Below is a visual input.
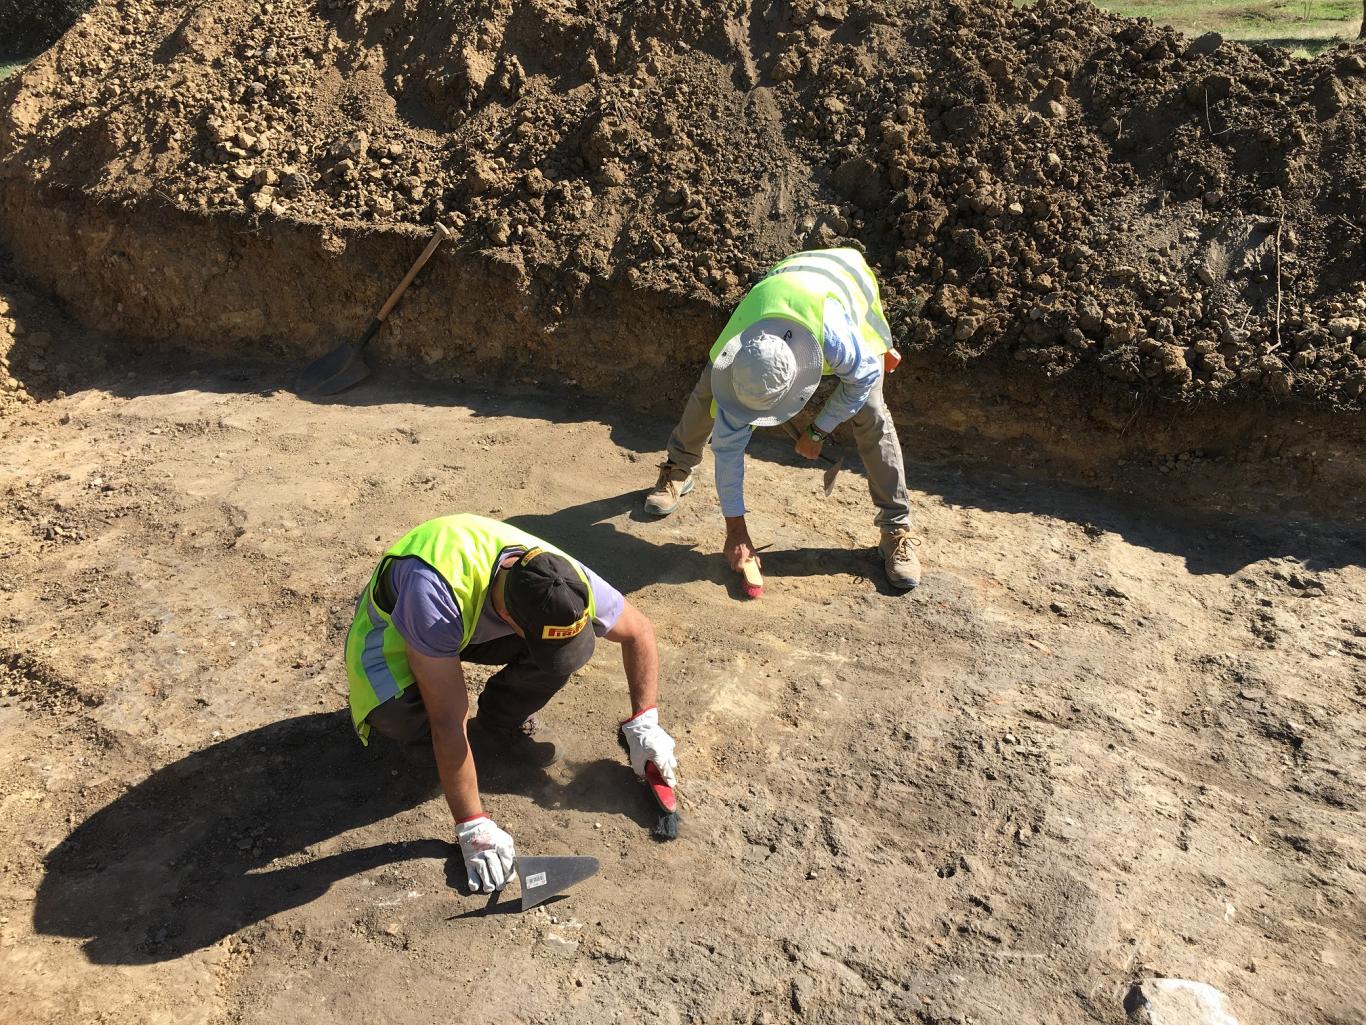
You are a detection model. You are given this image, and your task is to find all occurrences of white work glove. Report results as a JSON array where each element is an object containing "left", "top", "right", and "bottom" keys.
[
  {"left": 456, "top": 815, "right": 516, "bottom": 893},
  {"left": 620, "top": 707, "right": 678, "bottom": 787}
]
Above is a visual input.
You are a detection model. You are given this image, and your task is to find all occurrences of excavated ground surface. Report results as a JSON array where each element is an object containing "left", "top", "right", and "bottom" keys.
[
  {"left": 1, "top": 4, "right": 1365, "bottom": 1019},
  {"left": 0, "top": 259, "right": 1364, "bottom": 1025},
  {"left": 2, "top": 0, "right": 1366, "bottom": 411}
]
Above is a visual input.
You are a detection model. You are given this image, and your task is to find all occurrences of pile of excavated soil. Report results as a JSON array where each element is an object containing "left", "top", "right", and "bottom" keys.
[{"left": 1, "top": 0, "right": 1365, "bottom": 408}]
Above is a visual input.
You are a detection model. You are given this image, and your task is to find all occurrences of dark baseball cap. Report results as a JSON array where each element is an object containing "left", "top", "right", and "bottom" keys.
[{"left": 503, "top": 548, "right": 596, "bottom": 676}]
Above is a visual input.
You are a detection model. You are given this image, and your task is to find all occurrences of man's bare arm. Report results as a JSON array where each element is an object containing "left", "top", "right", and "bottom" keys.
[
  {"left": 408, "top": 649, "right": 482, "bottom": 824},
  {"left": 603, "top": 599, "right": 659, "bottom": 714},
  {"left": 607, "top": 600, "right": 679, "bottom": 785}
]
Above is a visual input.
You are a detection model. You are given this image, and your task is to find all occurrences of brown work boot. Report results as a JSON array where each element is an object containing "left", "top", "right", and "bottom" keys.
[
  {"left": 643, "top": 464, "right": 694, "bottom": 517},
  {"left": 467, "top": 714, "right": 562, "bottom": 768},
  {"left": 880, "top": 529, "right": 922, "bottom": 591}
]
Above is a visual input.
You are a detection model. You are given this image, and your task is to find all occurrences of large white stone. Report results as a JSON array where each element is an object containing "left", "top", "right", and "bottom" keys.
[{"left": 1124, "top": 979, "right": 1241, "bottom": 1025}]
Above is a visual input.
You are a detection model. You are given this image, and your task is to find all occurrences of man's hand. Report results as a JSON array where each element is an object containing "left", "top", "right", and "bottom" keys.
[
  {"left": 724, "top": 515, "right": 757, "bottom": 572},
  {"left": 456, "top": 815, "right": 517, "bottom": 893},
  {"left": 794, "top": 432, "right": 824, "bottom": 460},
  {"left": 620, "top": 707, "right": 678, "bottom": 787}
]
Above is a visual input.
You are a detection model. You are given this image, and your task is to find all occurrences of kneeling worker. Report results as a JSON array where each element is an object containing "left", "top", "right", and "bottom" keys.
[
  {"left": 345, "top": 513, "right": 678, "bottom": 893},
  {"left": 644, "top": 248, "right": 921, "bottom": 591}
]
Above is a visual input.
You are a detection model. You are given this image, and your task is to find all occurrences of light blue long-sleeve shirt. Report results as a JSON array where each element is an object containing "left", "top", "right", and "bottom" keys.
[{"left": 711, "top": 301, "right": 882, "bottom": 518}]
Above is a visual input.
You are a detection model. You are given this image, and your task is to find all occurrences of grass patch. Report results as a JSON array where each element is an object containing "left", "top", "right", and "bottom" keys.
[
  {"left": 0, "top": 58, "right": 29, "bottom": 81},
  {"left": 1088, "top": 0, "right": 1363, "bottom": 56}
]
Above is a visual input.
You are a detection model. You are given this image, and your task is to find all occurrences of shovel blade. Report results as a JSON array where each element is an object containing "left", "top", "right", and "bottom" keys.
[
  {"left": 822, "top": 455, "right": 844, "bottom": 497},
  {"left": 517, "top": 855, "right": 599, "bottom": 911},
  {"left": 295, "top": 342, "right": 371, "bottom": 396}
]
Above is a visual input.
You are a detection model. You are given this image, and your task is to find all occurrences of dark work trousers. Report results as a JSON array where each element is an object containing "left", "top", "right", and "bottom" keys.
[{"left": 364, "top": 634, "right": 572, "bottom": 743}]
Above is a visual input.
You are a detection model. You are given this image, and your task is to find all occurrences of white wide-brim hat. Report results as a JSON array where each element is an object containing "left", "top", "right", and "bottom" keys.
[{"left": 710, "top": 318, "right": 823, "bottom": 428}]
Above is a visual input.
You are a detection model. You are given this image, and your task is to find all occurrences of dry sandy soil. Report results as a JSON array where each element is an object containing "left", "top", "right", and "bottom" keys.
[{"left": 0, "top": 282, "right": 1362, "bottom": 1025}]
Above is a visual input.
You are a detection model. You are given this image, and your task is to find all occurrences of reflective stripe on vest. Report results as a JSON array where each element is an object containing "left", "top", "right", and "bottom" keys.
[
  {"left": 344, "top": 514, "right": 596, "bottom": 743},
  {"left": 709, "top": 248, "right": 891, "bottom": 374}
]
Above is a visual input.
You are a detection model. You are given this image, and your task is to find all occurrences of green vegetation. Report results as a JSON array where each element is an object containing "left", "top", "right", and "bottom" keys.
[
  {"left": 0, "top": 0, "right": 94, "bottom": 54},
  {"left": 1090, "top": 0, "right": 1363, "bottom": 56},
  {"left": 1, "top": 58, "right": 30, "bottom": 82}
]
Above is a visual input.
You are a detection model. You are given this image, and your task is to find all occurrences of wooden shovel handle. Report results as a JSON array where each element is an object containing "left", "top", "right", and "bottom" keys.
[{"left": 375, "top": 223, "right": 450, "bottom": 322}]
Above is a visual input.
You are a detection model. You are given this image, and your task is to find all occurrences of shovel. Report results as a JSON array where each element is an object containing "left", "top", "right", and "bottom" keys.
[
  {"left": 517, "top": 855, "right": 600, "bottom": 911},
  {"left": 816, "top": 452, "right": 844, "bottom": 497},
  {"left": 295, "top": 222, "right": 450, "bottom": 396}
]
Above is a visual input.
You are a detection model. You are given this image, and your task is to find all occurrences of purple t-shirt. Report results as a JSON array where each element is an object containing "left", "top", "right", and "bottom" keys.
[{"left": 386, "top": 551, "right": 625, "bottom": 658}]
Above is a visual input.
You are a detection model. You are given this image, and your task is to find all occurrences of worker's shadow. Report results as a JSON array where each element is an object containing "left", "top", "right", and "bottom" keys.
[
  {"left": 508, "top": 486, "right": 908, "bottom": 597},
  {"left": 473, "top": 754, "right": 658, "bottom": 830},
  {"left": 34, "top": 711, "right": 657, "bottom": 964},
  {"left": 32, "top": 711, "right": 446, "bottom": 965},
  {"left": 507, "top": 491, "right": 724, "bottom": 595}
]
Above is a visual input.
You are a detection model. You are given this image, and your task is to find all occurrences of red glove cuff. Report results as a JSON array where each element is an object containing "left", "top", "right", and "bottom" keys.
[
  {"left": 621, "top": 705, "right": 657, "bottom": 726},
  {"left": 456, "top": 814, "right": 489, "bottom": 825}
]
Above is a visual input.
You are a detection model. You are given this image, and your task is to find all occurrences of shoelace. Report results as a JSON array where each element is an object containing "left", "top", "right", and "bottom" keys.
[
  {"left": 654, "top": 463, "right": 685, "bottom": 491},
  {"left": 892, "top": 534, "right": 922, "bottom": 560}
]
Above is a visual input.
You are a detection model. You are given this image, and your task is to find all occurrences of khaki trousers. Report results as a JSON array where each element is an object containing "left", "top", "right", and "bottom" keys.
[{"left": 663, "top": 368, "right": 913, "bottom": 530}]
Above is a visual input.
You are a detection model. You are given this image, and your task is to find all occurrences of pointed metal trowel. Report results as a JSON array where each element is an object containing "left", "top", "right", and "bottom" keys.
[
  {"left": 821, "top": 453, "right": 845, "bottom": 497},
  {"left": 517, "top": 855, "right": 599, "bottom": 910}
]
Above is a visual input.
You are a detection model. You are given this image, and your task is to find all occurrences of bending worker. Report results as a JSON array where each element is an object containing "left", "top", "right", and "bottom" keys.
[
  {"left": 643, "top": 248, "right": 921, "bottom": 590},
  {"left": 344, "top": 513, "right": 678, "bottom": 893}
]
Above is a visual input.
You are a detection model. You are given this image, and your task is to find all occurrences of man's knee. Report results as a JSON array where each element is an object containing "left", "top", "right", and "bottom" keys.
[
  {"left": 366, "top": 689, "right": 430, "bottom": 744},
  {"left": 851, "top": 396, "right": 897, "bottom": 442}
]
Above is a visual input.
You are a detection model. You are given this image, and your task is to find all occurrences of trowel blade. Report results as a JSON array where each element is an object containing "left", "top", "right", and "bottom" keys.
[
  {"left": 823, "top": 455, "right": 844, "bottom": 497},
  {"left": 517, "top": 855, "right": 600, "bottom": 910}
]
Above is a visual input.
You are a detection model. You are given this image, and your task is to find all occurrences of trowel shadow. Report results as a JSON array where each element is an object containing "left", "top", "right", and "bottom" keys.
[
  {"left": 444, "top": 891, "right": 570, "bottom": 920},
  {"left": 757, "top": 545, "right": 904, "bottom": 597},
  {"left": 33, "top": 711, "right": 455, "bottom": 966}
]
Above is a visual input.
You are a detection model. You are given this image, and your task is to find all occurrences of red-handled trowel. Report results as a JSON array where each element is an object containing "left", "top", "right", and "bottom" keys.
[{"left": 516, "top": 855, "right": 599, "bottom": 911}]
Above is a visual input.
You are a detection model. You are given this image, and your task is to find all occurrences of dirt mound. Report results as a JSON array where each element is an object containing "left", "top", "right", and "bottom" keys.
[{"left": 1, "top": 0, "right": 1365, "bottom": 408}]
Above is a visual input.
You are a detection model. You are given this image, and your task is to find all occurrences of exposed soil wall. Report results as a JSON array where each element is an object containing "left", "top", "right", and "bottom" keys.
[
  {"left": 4, "top": 180, "right": 1364, "bottom": 522},
  {"left": 4, "top": 0, "right": 1366, "bottom": 406},
  {"left": 1, "top": 0, "right": 1364, "bottom": 521}
]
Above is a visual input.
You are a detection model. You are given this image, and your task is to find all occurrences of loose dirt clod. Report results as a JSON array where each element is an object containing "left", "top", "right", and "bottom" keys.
[{"left": 1, "top": 0, "right": 1364, "bottom": 409}]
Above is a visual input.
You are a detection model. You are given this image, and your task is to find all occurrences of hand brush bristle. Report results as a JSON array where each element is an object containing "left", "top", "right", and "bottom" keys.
[
  {"left": 652, "top": 810, "right": 680, "bottom": 840},
  {"left": 742, "top": 582, "right": 763, "bottom": 599}
]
